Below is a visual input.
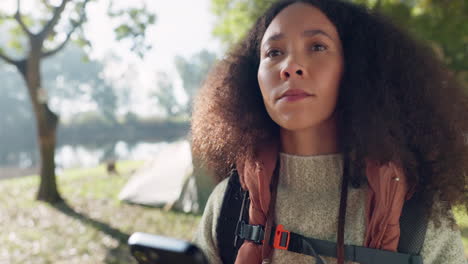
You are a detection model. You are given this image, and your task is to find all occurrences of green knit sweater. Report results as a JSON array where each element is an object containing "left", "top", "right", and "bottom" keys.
[{"left": 193, "top": 153, "right": 466, "bottom": 264}]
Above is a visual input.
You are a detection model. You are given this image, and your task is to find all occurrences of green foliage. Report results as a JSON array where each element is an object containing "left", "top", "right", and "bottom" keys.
[
  {"left": 115, "top": 24, "right": 133, "bottom": 40},
  {"left": 211, "top": 0, "right": 273, "bottom": 44},
  {"left": 20, "top": 15, "right": 35, "bottom": 28},
  {"left": 108, "top": 5, "right": 157, "bottom": 58},
  {"left": 211, "top": 0, "right": 468, "bottom": 76},
  {"left": 0, "top": 1, "right": 156, "bottom": 59},
  {"left": 73, "top": 36, "right": 91, "bottom": 49},
  {"left": 7, "top": 25, "right": 26, "bottom": 53},
  {"left": 368, "top": 0, "right": 468, "bottom": 73},
  {"left": 8, "top": 38, "right": 24, "bottom": 53}
]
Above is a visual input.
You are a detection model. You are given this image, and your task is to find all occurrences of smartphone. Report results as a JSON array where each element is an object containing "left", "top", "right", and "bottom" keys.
[{"left": 128, "top": 232, "right": 208, "bottom": 264}]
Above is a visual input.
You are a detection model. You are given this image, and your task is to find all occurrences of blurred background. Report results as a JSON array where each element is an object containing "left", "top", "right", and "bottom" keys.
[{"left": 0, "top": 0, "right": 466, "bottom": 263}]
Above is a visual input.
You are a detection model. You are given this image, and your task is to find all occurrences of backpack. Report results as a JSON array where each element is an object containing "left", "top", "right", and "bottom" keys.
[{"left": 216, "top": 170, "right": 428, "bottom": 264}]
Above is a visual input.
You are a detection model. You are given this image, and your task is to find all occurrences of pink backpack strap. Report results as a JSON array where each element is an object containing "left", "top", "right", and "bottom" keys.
[{"left": 364, "top": 160, "right": 415, "bottom": 251}]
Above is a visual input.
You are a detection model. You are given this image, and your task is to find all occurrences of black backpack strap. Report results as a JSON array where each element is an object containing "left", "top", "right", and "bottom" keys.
[
  {"left": 237, "top": 222, "right": 423, "bottom": 264},
  {"left": 216, "top": 171, "right": 429, "bottom": 264},
  {"left": 216, "top": 170, "right": 247, "bottom": 264},
  {"left": 398, "top": 191, "right": 428, "bottom": 255},
  {"left": 277, "top": 226, "right": 423, "bottom": 264}
]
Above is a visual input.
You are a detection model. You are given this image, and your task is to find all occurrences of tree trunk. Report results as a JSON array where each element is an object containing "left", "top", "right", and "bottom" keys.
[
  {"left": 19, "top": 46, "right": 62, "bottom": 203},
  {"left": 36, "top": 104, "right": 61, "bottom": 203}
]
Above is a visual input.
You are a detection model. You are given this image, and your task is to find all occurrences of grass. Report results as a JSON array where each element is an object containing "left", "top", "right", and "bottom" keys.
[
  {"left": 0, "top": 161, "right": 201, "bottom": 264},
  {"left": 0, "top": 162, "right": 467, "bottom": 263},
  {"left": 454, "top": 208, "right": 468, "bottom": 256}
]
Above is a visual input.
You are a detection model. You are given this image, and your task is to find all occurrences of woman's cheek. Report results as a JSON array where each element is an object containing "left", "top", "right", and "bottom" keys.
[{"left": 258, "top": 67, "right": 277, "bottom": 103}]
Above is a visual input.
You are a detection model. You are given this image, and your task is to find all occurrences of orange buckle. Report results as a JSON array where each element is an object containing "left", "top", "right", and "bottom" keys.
[{"left": 273, "top": 224, "right": 290, "bottom": 250}]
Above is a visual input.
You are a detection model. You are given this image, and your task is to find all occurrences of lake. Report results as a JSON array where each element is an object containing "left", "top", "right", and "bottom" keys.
[{"left": 0, "top": 140, "right": 175, "bottom": 179}]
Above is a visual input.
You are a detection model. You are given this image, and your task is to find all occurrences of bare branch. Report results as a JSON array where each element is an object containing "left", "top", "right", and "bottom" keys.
[
  {"left": 41, "top": 29, "right": 73, "bottom": 58},
  {"left": 0, "top": 51, "right": 20, "bottom": 66},
  {"left": 15, "top": 0, "right": 33, "bottom": 37},
  {"left": 39, "top": 0, "right": 70, "bottom": 41},
  {"left": 41, "top": 0, "right": 91, "bottom": 58}
]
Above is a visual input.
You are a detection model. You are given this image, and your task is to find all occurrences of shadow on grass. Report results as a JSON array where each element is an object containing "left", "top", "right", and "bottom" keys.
[
  {"left": 51, "top": 201, "right": 200, "bottom": 263},
  {"left": 52, "top": 201, "right": 138, "bottom": 263},
  {"left": 103, "top": 243, "right": 138, "bottom": 264},
  {"left": 459, "top": 226, "right": 468, "bottom": 259},
  {"left": 51, "top": 201, "right": 130, "bottom": 244},
  {"left": 121, "top": 200, "right": 203, "bottom": 217},
  {"left": 461, "top": 226, "right": 468, "bottom": 238}
]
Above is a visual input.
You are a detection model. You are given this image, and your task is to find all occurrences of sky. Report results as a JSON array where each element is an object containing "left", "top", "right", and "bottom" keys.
[
  {"left": 2, "top": 0, "right": 222, "bottom": 118},
  {"left": 85, "top": 0, "right": 222, "bottom": 116}
]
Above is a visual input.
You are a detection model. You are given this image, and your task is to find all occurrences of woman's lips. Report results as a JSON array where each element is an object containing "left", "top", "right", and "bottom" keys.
[
  {"left": 280, "top": 94, "right": 312, "bottom": 102},
  {"left": 278, "top": 89, "right": 314, "bottom": 102}
]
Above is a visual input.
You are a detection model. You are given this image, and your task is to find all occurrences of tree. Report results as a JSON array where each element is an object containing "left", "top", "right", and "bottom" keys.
[
  {"left": 43, "top": 44, "right": 120, "bottom": 123},
  {"left": 51, "top": 49, "right": 137, "bottom": 121},
  {"left": 211, "top": 0, "right": 467, "bottom": 84},
  {"left": 153, "top": 72, "right": 180, "bottom": 117},
  {"left": 174, "top": 49, "right": 217, "bottom": 112},
  {"left": 0, "top": 0, "right": 155, "bottom": 203},
  {"left": 210, "top": 0, "right": 272, "bottom": 45}
]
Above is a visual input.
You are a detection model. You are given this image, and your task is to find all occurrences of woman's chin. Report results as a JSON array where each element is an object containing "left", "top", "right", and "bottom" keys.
[{"left": 277, "top": 121, "right": 320, "bottom": 132}]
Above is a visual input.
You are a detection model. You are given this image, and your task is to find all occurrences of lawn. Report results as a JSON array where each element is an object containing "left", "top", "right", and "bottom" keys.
[
  {"left": 0, "top": 161, "right": 467, "bottom": 263},
  {"left": 0, "top": 161, "right": 201, "bottom": 264},
  {"left": 454, "top": 208, "right": 468, "bottom": 257}
]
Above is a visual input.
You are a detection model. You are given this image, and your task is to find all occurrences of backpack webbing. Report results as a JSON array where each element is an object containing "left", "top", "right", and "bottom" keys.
[
  {"left": 217, "top": 170, "right": 428, "bottom": 264},
  {"left": 216, "top": 171, "right": 247, "bottom": 264},
  {"left": 397, "top": 191, "right": 428, "bottom": 254}
]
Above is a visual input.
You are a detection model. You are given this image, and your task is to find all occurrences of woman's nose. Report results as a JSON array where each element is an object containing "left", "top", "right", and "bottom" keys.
[{"left": 280, "top": 60, "right": 306, "bottom": 81}]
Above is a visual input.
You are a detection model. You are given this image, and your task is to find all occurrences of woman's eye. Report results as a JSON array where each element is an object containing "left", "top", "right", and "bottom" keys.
[
  {"left": 310, "top": 44, "right": 327, "bottom": 52},
  {"left": 266, "top": 49, "right": 282, "bottom": 58}
]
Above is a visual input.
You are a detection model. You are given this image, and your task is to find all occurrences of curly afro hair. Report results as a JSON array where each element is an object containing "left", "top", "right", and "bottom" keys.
[{"left": 191, "top": 0, "right": 468, "bottom": 222}]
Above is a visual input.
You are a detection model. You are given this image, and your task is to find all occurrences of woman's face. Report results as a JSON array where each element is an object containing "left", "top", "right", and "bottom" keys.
[{"left": 258, "top": 3, "right": 344, "bottom": 131}]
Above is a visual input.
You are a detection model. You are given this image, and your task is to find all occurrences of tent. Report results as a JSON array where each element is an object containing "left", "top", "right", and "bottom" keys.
[{"left": 118, "top": 140, "right": 202, "bottom": 213}]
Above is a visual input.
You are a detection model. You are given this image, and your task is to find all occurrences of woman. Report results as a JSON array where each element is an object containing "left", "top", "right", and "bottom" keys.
[{"left": 191, "top": 0, "right": 468, "bottom": 263}]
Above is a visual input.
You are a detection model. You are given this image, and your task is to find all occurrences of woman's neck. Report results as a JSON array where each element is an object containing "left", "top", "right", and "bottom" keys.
[{"left": 280, "top": 118, "right": 339, "bottom": 156}]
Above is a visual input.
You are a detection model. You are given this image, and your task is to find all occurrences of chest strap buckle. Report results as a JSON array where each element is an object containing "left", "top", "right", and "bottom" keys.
[
  {"left": 273, "top": 224, "right": 290, "bottom": 250},
  {"left": 237, "top": 221, "right": 265, "bottom": 244}
]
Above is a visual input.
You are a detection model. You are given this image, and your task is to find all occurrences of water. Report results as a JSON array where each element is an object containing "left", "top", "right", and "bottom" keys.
[{"left": 0, "top": 140, "right": 173, "bottom": 179}]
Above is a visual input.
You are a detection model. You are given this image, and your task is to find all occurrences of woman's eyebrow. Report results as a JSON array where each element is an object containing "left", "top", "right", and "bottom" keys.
[
  {"left": 263, "top": 33, "right": 285, "bottom": 46},
  {"left": 302, "top": 29, "right": 334, "bottom": 40},
  {"left": 263, "top": 29, "right": 334, "bottom": 48}
]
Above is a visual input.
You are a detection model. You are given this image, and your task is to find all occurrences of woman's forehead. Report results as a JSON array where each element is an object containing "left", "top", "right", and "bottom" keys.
[{"left": 262, "top": 3, "right": 340, "bottom": 44}]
